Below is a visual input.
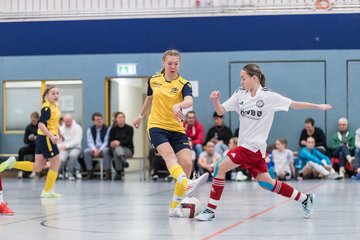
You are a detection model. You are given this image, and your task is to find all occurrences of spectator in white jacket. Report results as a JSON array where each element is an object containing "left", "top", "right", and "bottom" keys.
[{"left": 58, "top": 114, "right": 83, "bottom": 180}]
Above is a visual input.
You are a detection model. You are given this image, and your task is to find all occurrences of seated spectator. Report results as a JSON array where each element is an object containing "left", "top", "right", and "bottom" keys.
[
  {"left": 198, "top": 141, "right": 221, "bottom": 180},
  {"left": 266, "top": 144, "right": 276, "bottom": 179},
  {"left": 205, "top": 112, "right": 233, "bottom": 155},
  {"left": 299, "top": 117, "right": 328, "bottom": 154},
  {"left": 330, "top": 117, "right": 355, "bottom": 178},
  {"left": 272, "top": 139, "right": 295, "bottom": 180},
  {"left": 234, "top": 128, "right": 239, "bottom": 138},
  {"left": 109, "top": 112, "right": 134, "bottom": 180},
  {"left": 353, "top": 127, "right": 360, "bottom": 180},
  {"left": 224, "top": 137, "right": 247, "bottom": 181},
  {"left": 17, "top": 112, "right": 39, "bottom": 178},
  {"left": 83, "top": 112, "right": 112, "bottom": 180},
  {"left": 58, "top": 114, "right": 83, "bottom": 181},
  {"left": 184, "top": 111, "right": 204, "bottom": 166},
  {"left": 149, "top": 148, "right": 171, "bottom": 182},
  {"left": 298, "top": 137, "right": 341, "bottom": 180}
]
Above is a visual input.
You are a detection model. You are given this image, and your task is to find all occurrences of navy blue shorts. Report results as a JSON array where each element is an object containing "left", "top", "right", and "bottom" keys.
[
  {"left": 149, "top": 128, "right": 190, "bottom": 153},
  {"left": 35, "top": 135, "right": 59, "bottom": 159}
]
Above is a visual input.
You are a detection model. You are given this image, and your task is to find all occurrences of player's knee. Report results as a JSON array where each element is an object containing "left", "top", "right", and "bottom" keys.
[
  {"left": 33, "top": 164, "right": 43, "bottom": 173},
  {"left": 182, "top": 159, "right": 192, "bottom": 170},
  {"left": 258, "top": 181, "right": 274, "bottom": 191}
]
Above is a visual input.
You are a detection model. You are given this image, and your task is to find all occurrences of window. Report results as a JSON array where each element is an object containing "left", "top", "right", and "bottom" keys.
[
  {"left": 3, "top": 81, "right": 42, "bottom": 133},
  {"left": 3, "top": 80, "right": 83, "bottom": 133}
]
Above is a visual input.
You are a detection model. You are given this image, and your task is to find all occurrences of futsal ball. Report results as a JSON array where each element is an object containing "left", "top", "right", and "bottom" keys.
[{"left": 179, "top": 197, "right": 202, "bottom": 218}]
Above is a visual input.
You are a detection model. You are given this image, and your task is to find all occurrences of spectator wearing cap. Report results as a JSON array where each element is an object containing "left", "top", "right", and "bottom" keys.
[{"left": 204, "top": 112, "right": 233, "bottom": 155}]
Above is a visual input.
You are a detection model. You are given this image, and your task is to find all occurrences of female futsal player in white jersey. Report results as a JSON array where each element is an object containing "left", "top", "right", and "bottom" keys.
[{"left": 196, "top": 63, "right": 331, "bottom": 221}]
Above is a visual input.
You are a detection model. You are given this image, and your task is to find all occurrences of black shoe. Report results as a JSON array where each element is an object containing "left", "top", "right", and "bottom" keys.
[
  {"left": 151, "top": 174, "right": 159, "bottom": 181},
  {"left": 164, "top": 176, "right": 173, "bottom": 182},
  {"left": 114, "top": 173, "right": 122, "bottom": 180}
]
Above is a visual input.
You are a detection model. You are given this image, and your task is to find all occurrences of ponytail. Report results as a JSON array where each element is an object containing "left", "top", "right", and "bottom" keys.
[
  {"left": 242, "top": 63, "right": 266, "bottom": 87},
  {"left": 42, "top": 85, "right": 57, "bottom": 103}
]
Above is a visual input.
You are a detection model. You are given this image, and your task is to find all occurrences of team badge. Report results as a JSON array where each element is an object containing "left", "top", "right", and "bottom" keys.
[
  {"left": 256, "top": 100, "right": 264, "bottom": 108},
  {"left": 170, "top": 87, "right": 179, "bottom": 94}
]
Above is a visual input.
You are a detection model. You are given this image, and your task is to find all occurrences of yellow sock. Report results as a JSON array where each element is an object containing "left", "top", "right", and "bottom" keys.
[
  {"left": 169, "top": 164, "right": 188, "bottom": 189},
  {"left": 44, "top": 170, "right": 58, "bottom": 192},
  {"left": 14, "top": 161, "right": 33, "bottom": 171},
  {"left": 170, "top": 182, "right": 185, "bottom": 208}
]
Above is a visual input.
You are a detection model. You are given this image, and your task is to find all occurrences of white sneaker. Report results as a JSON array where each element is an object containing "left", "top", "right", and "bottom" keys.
[
  {"left": 75, "top": 170, "right": 82, "bottom": 180},
  {"left": 195, "top": 208, "right": 215, "bottom": 221},
  {"left": 185, "top": 172, "right": 209, "bottom": 197},
  {"left": 17, "top": 171, "right": 23, "bottom": 179},
  {"left": 0, "top": 156, "right": 16, "bottom": 172},
  {"left": 67, "top": 174, "right": 75, "bottom": 181},
  {"left": 339, "top": 167, "right": 345, "bottom": 178},
  {"left": 302, "top": 193, "right": 315, "bottom": 219},
  {"left": 29, "top": 171, "right": 36, "bottom": 178},
  {"left": 40, "top": 190, "right": 62, "bottom": 198},
  {"left": 168, "top": 206, "right": 184, "bottom": 217},
  {"left": 235, "top": 171, "right": 247, "bottom": 181}
]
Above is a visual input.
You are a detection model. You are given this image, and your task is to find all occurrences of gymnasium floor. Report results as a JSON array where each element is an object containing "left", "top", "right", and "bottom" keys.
[{"left": 0, "top": 176, "right": 359, "bottom": 240}]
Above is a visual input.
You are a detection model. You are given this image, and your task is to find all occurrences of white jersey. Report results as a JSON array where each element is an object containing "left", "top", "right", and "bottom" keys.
[
  {"left": 272, "top": 149, "right": 294, "bottom": 174},
  {"left": 222, "top": 86, "right": 292, "bottom": 157}
]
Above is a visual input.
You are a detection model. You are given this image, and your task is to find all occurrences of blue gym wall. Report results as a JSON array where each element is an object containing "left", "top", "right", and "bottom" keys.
[{"left": 0, "top": 13, "right": 359, "bottom": 153}]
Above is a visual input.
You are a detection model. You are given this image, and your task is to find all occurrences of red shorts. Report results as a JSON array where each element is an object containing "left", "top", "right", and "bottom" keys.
[{"left": 227, "top": 146, "right": 268, "bottom": 178}]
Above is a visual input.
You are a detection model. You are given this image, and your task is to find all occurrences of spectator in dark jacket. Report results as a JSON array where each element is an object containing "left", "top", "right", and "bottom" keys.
[
  {"left": 17, "top": 112, "right": 39, "bottom": 178},
  {"left": 205, "top": 112, "right": 233, "bottom": 155},
  {"left": 109, "top": 112, "right": 134, "bottom": 180},
  {"left": 299, "top": 117, "right": 328, "bottom": 154}
]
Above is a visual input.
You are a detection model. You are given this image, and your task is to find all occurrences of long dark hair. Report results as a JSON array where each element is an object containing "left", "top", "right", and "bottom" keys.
[
  {"left": 160, "top": 49, "right": 181, "bottom": 74},
  {"left": 242, "top": 63, "right": 266, "bottom": 87},
  {"left": 42, "top": 85, "right": 57, "bottom": 103}
]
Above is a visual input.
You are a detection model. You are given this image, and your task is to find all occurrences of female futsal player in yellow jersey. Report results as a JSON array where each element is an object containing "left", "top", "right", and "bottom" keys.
[
  {"left": 133, "top": 49, "right": 209, "bottom": 217},
  {"left": 0, "top": 86, "right": 63, "bottom": 198}
]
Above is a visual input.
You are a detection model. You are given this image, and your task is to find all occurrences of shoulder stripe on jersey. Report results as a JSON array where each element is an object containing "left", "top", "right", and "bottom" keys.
[
  {"left": 178, "top": 79, "right": 188, "bottom": 86},
  {"left": 235, "top": 87, "right": 244, "bottom": 93},
  {"left": 261, "top": 87, "right": 272, "bottom": 92}
]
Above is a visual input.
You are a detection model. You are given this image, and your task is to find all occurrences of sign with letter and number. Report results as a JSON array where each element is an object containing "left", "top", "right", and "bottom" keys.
[{"left": 116, "top": 63, "right": 137, "bottom": 76}]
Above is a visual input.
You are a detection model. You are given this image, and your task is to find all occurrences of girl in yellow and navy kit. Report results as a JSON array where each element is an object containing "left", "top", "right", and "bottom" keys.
[
  {"left": 0, "top": 86, "right": 63, "bottom": 198},
  {"left": 133, "top": 50, "right": 208, "bottom": 217}
]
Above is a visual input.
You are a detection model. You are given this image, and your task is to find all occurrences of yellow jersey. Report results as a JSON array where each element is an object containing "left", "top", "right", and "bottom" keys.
[
  {"left": 38, "top": 101, "right": 61, "bottom": 136},
  {"left": 147, "top": 73, "right": 192, "bottom": 133}
]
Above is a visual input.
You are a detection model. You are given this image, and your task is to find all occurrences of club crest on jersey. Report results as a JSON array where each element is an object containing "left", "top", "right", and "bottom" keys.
[
  {"left": 256, "top": 100, "right": 264, "bottom": 108},
  {"left": 170, "top": 87, "right": 179, "bottom": 94}
]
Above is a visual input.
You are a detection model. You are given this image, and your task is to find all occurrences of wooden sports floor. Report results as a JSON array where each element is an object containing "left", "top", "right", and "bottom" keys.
[{"left": 0, "top": 175, "right": 359, "bottom": 240}]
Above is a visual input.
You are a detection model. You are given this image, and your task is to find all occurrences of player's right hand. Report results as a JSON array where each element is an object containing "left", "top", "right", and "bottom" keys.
[
  {"left": 50, "top": 135, "right": 59, "bottom": 144},
  {"left": 133, "top": 117, "right": 142, "bottom": 129}
]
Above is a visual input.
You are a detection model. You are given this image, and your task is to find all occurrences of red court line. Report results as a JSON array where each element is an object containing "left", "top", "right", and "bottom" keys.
[{"left": 202, "top": 181, "right": 326, "bottom": 240}]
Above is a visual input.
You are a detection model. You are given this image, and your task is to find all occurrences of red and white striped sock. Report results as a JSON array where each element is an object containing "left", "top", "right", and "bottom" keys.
[
  {"left": 206, "top": 178, "right": 225, "bottom": 212},
  {"left": 271, "top": 180, "right": 307, "bottom": 202}
]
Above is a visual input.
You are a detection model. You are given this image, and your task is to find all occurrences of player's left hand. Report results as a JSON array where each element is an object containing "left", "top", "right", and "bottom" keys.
[{"left": 318, "top": 104, "right": 332, "bottom": 110}]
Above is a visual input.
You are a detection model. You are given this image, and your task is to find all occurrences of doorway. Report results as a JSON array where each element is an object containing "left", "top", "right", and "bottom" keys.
[{"left": 106, "top": 77, "right": 149, "bottom": 159}]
